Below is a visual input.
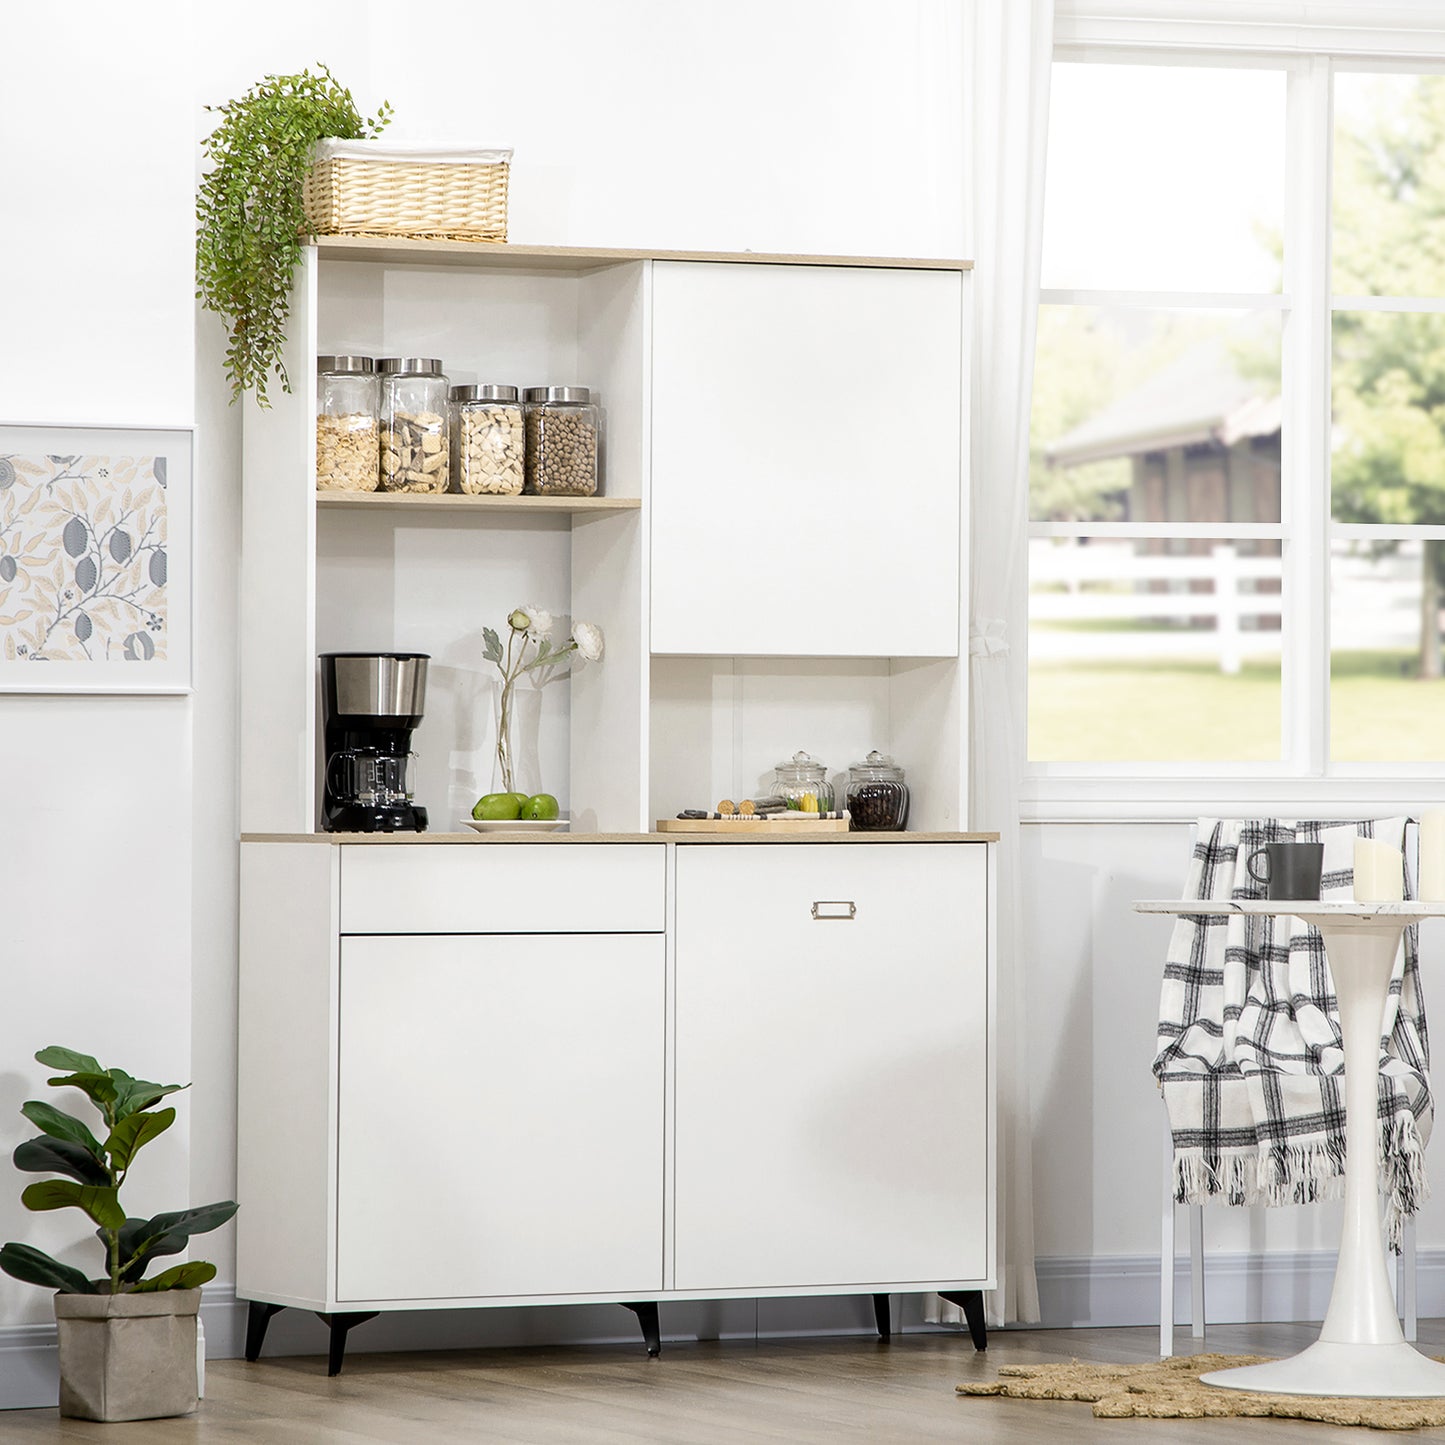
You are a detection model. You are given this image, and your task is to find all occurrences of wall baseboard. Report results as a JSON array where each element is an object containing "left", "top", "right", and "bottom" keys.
[
  {"left": 9, "top": 1256, "right": 1435, "bottom": 1410},
  {"left": 1032, "top": 1248, "right": 1445, "bottom": 1330}
]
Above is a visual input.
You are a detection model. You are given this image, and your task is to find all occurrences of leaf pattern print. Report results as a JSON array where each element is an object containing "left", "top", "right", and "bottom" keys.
[{"left": 0, "top": 452, "right": 168, "bottom": 662}]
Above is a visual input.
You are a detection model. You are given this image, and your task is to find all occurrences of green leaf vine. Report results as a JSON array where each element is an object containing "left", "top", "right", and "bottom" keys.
[{"left": 196, "top": 64, "right": 392, "bottom": 405}]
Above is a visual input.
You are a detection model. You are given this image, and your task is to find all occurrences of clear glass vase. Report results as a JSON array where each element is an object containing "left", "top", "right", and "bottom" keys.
[{"left": 492, "top": 682, "right": 541, "bottom": 798}]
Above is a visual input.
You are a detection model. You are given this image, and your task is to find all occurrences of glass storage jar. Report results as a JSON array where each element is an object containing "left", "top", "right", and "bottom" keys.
[
  {"left": 769, "top": 750, "right": 835, "bottom": 814},
  {"left": 844, "top": 750, "right": 909, "bottom": 831},
  {"left": 379, "top": 357, "right": 450, "bottom": 493},
  {"left": 451, "top": 384, "right": 524, "bottom": 495},
  {"left": 316, "top": 355, "right": 379, "bottom": 493},
  {"left": 523, "top": 385, "right": 599, "bottom": 496}
]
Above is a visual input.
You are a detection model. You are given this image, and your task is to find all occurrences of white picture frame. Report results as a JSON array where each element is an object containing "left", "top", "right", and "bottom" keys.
[{"left": 0, "top": 423, "right": 193, "bottom": 693}]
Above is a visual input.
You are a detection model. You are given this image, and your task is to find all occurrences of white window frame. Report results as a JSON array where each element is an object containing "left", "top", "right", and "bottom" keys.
[{"left": 1024, "top": 14, "right": 1445, "bottom": 821}]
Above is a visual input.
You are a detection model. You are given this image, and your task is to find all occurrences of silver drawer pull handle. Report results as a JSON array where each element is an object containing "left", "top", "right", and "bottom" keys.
[{"left": 811, "top": 900, "right": 856, "bottom": 921}]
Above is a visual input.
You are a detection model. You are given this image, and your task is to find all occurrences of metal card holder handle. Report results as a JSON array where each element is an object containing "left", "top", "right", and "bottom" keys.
[{"left": 811, "top": 900, "right": 857, "bottom": 921}]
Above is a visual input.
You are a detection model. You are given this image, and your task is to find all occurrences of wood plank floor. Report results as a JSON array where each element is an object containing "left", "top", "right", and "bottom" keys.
[{"left": 10, "top": 1321, "right": 1445, "bottom": 1442}]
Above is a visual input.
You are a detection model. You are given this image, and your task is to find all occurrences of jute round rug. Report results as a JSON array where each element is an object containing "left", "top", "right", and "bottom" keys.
[{"left": 956, "top": 1354, "right": 1445, "bottom": 1430}]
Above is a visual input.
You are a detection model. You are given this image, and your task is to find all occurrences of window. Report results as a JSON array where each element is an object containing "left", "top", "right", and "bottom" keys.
[{"left": 1028, "top": 49, "right": 1445, "bottom": 797}]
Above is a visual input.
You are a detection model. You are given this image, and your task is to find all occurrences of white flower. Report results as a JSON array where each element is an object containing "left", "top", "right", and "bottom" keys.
[
  {"left": 525, "top": 604, "right": 555, "bottom": 641},
  {"left": 573, "top": 621, "right": 604, "bottom": 662}
]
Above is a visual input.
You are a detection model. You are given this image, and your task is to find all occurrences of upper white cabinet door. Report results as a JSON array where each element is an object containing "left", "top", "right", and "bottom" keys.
[
  {"left": 649, "top": 262, "right": 963, "bottom": 657},
  {"left": 673, "top": 843, "right": 988, "bottom": 1292},
  {"left": 336, "top": 932, "right": 664, "bottom": 1302}
]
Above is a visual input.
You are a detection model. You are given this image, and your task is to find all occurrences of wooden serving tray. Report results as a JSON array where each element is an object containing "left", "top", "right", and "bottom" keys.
[{"left": 655, "top": 816, "right": 850, "bottom": 834}]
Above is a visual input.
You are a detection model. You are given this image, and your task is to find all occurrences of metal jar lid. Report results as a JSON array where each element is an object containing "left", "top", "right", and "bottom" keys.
[
  {"left": 378, "top": 357, "right": 444, "bottom": 376},
  {"left": 317, "top": 355, "right": 375, "bottom": 374},
  {"left": 523, "top": 386, "right": 591, "bottom": 404},
  {"left": 450, "top": 384, "right": 520, "bottom": 403}
]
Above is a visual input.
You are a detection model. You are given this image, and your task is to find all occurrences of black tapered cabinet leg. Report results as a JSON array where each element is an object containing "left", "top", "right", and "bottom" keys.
[
  {"left": 939, "top": 1290, "right": 987, "bottom": 1350},
  {"left": 316, "top": 1311, "right": 380, "bottom": 1376},
  {"left": 244, "top": 1301, "right": 286, "bottom": 1362},
  {"left": 872, "top": 1293, "right": 891, "bottom": 1339},
  {"left": 621, "top": 1301, "right": 661, "bottom": 1357}
]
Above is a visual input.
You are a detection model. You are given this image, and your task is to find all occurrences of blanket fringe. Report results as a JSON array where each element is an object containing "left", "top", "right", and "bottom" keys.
[{"left": 1172, "top": 1115, "right": 1430, "bottom": 1251}]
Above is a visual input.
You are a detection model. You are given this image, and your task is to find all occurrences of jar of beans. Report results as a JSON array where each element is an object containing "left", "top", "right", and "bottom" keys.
[
  {"left": 451, "top": 384, "right": 524, "bottom": 495},
  {"left": 379, "top": 357, "right": 450, "bottom": 493},
  {"left": 769, "top": 751, "right": 835, "bottom": 814},
  {"left": 523, "top": 386, "right": 599, "bottom": 496},
  {"left": 844, "top": 751, "right": 909, "bottom": 831},
  {"left": 316, "top": 355, "right": 379, "bottom": 492}
]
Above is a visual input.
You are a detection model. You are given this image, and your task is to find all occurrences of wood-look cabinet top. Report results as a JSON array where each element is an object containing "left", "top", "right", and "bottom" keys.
[{"left": 240, "top": 831, "right": 1000, "bottom": 845}]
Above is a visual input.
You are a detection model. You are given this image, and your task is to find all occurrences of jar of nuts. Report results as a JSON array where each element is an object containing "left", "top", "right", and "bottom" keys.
[
  {"left": 844, "top": 751, "right": 910, "bottom": 831},
  {"left": 769, "top": 750, "right": 835, "bottom": 814},
  {"left": 379, "top": 357, "right": 450, "bottom": 493},
  {"left": 451, "top": 384, "right": 524, "bottom": 496},
  {"left": 316, "top": 356, "right": 379, "bottom": 492},
  {"left": 523, "top": 386, "right": 599, "bottom": 496}
]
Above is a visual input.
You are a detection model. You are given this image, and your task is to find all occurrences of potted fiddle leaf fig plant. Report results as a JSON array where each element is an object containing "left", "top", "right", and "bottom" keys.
[{"left": 0, "top": 1047, "right": 238, "bottom": 1422}]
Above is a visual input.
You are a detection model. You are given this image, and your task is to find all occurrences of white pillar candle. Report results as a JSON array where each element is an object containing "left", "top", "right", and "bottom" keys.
[
  {"left": 1354, "top": 837, "right": 1404, "bottom": 902},
  {"left": 1421, "top": 812, "right": 1445, "bottom": 902}
]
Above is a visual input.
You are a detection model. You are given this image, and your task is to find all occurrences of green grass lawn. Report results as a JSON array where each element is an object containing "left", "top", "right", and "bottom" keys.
[{"left": 1029, "top": 649, "right": 1445, "bottom": 762}]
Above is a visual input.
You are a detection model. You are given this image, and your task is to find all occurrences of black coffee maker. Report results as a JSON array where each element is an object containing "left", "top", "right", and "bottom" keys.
[{"left": 320, "top": 651, "right": 430, "bottom": 832}]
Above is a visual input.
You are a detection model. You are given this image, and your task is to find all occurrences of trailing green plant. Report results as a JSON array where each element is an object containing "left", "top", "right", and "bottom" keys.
[
  {"left": 196, "top": 64, "right": 392, "bottom": 406},
  {"left": 0, "top": 1047, "right": 237, "bottom": 1295}
]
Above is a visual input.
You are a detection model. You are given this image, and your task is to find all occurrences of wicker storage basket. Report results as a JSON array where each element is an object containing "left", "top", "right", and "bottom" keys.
[{"left": 303, "top": 141, "right": 511, "bottom": 243}]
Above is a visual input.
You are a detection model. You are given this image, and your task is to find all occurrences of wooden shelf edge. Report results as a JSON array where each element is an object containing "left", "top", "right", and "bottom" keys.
[
  {"left": 315, "top": 491, "right": 641, "bottom": 514},
  {"left": 310, "top": 236, "right": 974, "bottom": 273}
]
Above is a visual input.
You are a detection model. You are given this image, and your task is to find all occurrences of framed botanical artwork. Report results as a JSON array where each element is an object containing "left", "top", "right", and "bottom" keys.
[{"left": 0, "top": 424, "right": 192, "bottom": 692}]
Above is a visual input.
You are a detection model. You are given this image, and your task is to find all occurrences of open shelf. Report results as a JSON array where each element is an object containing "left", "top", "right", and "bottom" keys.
[{"left": 316, "top": 491, "right": 641, "bottom": 515}]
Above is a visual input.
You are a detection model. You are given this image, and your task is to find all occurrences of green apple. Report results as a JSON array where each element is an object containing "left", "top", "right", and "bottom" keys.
[
  {"left": 472, "top": 792, "right": 522, "bottom": 821},
  {"left": 505, "top": 792, "right": 531, "bottom": 814},
  {"left": 522, "top": 792, "right": 560, "bottom": 820}
]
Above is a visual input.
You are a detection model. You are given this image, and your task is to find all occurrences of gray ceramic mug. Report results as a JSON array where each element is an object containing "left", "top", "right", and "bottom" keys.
[{"left": 1247, "top": 841, "right": 1324, "bottom": 901}]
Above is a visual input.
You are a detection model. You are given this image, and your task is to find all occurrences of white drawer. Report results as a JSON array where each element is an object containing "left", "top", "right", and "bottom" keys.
[{"left": 339, "top": 844, "right": 666, "bottom": 934}]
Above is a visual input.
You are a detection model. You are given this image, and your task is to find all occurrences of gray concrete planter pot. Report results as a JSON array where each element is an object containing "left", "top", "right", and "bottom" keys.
[{"left": 53, "top": 1289, "right": 200, "bottom": 1421}]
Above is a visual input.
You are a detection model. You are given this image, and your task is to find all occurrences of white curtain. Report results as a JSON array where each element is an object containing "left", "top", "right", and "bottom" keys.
[{"left": 945, "top": 0, "right": 1054, "bottom": 1328}]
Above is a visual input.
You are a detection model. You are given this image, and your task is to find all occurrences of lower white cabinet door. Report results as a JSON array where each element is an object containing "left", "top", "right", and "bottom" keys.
[
  {"left": 336, "top": 933, "right": 664, "bottom": 1302},
  {"left": 673, "top": 843, "right": 988, "bottom": 1292}
]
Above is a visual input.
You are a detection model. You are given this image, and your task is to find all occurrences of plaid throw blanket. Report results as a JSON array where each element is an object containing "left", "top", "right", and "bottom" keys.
[{"left": 1154, "top": 818, "right": 1431, "bottom": 1246}]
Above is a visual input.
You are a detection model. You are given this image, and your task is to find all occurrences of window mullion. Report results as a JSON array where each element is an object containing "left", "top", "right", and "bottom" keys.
[{"left": 1281, "top": 55, "right": 1334, "bottom": 776}]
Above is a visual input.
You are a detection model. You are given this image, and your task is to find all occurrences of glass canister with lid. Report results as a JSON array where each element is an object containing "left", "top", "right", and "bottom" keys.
[
  {"left": 451, "top": 384, "right": 524, "bottom": 495},
  {"left": 845, "top": 751, "right": 909, "bottom": 831},
  {"left": 379, "top": 357, "right": 450, "bottom": 493},
  {"left": 523, "top": 385, "right": 599, "bottom": 496},
  {"left": 315, "top": 355, "right": 379, "bottom": 492},
  {"left": 769, "top": 750, "right": 835, "bottom": 814}
]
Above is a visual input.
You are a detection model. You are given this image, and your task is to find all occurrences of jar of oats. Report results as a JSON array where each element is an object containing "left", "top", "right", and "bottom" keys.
[
  {"left": 315, "top": 356, "right": 379, "bottom": 492},
  {"left": 523, "top": 386, "right": 599, "bottom": 496},
  {"left": 379, "top": 357, "right": 450, "bottom": 494},
  {"left": 451, "top": 384, "right": 524, "bottom": 495}
]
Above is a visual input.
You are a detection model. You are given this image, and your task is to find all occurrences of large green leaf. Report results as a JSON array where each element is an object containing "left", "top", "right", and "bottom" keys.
[
  {"left": 20, "top": 1101, "right": 103, "bottom": 1158},
  {"left": 0, "top": 1242, "right": 98, "bottom": 1294},
  {"left": 21, "top": 1180, "right": 125, "bottom": 1232},
  {"left": 112, "top": 1217, "right": 186, "bottom": 1284},
  {"left": 34, "top": 1046, "right": 103, "bottom": 1076},
  {"left": 13, "top": 1136, "right": 110, "bottom": 1187},
  {"left": 106, "top": 1107, "right": 174, "bottom": 1173},
  {"left": 131, "top": 1201, "right": 239, "bottom": 1246},
  {"left": 109, "top": 1072, "right": 187, "bottom": 1122},
  {"left": 130, "top": 1261, "right": 217, "bottom": 1293},
  {"left": 45, "top": 1072, "right": 118, "bottom": 1115}
]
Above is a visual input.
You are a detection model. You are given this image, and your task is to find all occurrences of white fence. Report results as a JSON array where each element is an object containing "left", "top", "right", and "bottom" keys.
[{"left": 1030, "top": 542, "right": 1282, "bottom": 674}]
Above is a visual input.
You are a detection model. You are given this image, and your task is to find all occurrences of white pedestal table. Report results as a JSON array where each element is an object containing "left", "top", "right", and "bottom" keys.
[{"left": 1136, "top": 898, "right": 1445, "bottom": 1398}]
